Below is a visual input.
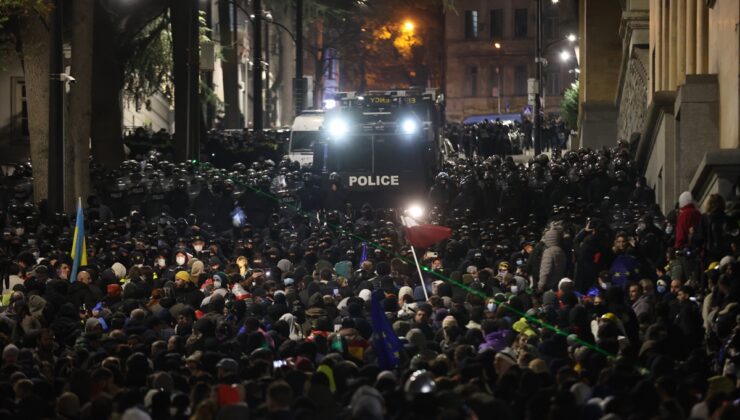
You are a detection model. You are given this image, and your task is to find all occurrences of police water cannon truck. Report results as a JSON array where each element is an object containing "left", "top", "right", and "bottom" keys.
[{"left": 314, "top": 88, "right": 445, "bottom": 207}]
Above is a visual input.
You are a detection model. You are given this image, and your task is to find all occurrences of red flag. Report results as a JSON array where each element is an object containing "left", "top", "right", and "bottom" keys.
[{"left": 405, "top": 224, "right": 453, "bottom": 248}]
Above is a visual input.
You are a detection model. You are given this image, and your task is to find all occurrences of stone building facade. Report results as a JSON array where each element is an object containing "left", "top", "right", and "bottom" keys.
[
  {"left": 578, "top": 0, "right": 740, "bottom": 213},
  {"left": 616, "top": 26, "right": 648, "bottom": 144},
  {"left": 444, "top": 0, "right": 578, "bottom": 123}
]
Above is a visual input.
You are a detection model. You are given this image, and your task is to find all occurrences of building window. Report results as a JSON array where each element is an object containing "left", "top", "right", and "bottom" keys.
[
  {"left": 490, "top": 9, "right": 503, "bottom": 39},
  {"left": 465, "top": 66, "right": 478, "bottom": 97},
  {"left": 514, "top": 65, "right": 527, "bottom": 95},
  {"left": 514, "top": 8, "right": 528, "bottom": 38},
  {"left": 10, "top": 77, "right": 29, "bottom": 142},
  {"left": 325, "top": 48, "right": 337, "bottom": 80},
  {"left": 464, "top": 10, "right": 478, "bottom": 39},
  {"left": 489, "top": 66, "right": 502, "bottom": 96}
]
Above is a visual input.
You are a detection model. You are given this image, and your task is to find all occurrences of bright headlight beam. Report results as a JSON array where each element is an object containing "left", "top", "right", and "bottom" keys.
[
  {"left": 327, "top": 118, "right": 349, "bottom": 138},
  {"left": 406, "top": 204, "right": 424, "bottom": 219},
  {"left": 401, "top": 118, "right": 418, "bottom": 135}
]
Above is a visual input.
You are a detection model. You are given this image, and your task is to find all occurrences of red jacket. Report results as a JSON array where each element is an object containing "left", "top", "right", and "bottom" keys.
[{"left": 675, "top": 203, "right": 702, "bottom": 249}]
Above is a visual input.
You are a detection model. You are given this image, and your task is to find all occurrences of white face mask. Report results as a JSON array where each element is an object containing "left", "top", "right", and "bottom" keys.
[
  {"left": 193, "top": 244, "right": 204, "bottom": 252},
  {"left": 15, "top": 228, "right": 24, "bottom": 236},
  {"left": 176, "top": 256, "right": 186, "bottom": 266},
  {"left": 157, "top": 259, "right": 166, "bottom": 268},
  {"left": 487, "top": 302, "right": 497, "bottom": 312},
  {"left": 511, "top": 285, "right": 519, "bottom": 294}
]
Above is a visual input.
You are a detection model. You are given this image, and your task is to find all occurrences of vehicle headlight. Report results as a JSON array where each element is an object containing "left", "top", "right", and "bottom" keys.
[
  {"left": 327, "top": 118, "right": 350, "bottom": 138},
  {"left": 401, "top": 118, "right": 419, "bottom": 135}
]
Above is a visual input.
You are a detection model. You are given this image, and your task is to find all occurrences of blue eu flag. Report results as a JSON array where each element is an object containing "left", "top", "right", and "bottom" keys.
[{"left": 370, "top": 290, "right": 402, "bottom": 370}]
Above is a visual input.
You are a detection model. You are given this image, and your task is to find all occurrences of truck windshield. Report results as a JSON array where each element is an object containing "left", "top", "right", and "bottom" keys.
[{"left": 290, "top": 131, "right": 319, "bottom": 152}]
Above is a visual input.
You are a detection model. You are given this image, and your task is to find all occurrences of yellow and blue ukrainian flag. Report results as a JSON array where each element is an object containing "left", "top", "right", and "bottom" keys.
[{"left": 70, "top": 197, "right": 87, "bottom": 283}]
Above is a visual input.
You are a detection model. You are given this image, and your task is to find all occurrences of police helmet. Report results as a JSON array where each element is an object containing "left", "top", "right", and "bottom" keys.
[{"left": 404, "top": 370, "right": 436, "bottom": 401}]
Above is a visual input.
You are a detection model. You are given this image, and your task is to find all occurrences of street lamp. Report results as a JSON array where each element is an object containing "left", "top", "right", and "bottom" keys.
[
  {"left": 559, "top": 50, "right": 571, "bottom": 61},
  {"left": 534, "top": 0, "right": 569, "bottom": 155},
  {"left": 403, "top": 20, "right": 414, "bottom": 32},
  {"left": 566, "top": 33, "right": 577, "bottom": 42},
  {"left": 493, "top": 42, "right": 502, "bottom": 49}
]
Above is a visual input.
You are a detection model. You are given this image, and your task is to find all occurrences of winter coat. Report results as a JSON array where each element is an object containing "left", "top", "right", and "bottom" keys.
[
  {"left": 675, "top": 203, "right": 702, "bottom": 249},
  {"left": 702, "top": 210, "right": 730, "bottom": 260},
  {"left": 574, "top": 231, "right": 607, "bottom": 293},
  {"left": 631, "top": 294, "right": 651, "bottom": 318},
  {"left": 539, "top": 228, "right": 567, "bottom": 291},
  {"left": 67, "top": 281, "right": 102, "bottom": 309}
]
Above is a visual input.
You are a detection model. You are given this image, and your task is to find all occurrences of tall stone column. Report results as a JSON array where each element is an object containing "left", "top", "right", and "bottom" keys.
[
  {"left": 653, "top": 0, "right": 662, "bottom": 92},
  {"left": 696, "top": 0, "right": 708, "bottom": 74},
  {"left": 676, "top": 0, "right": 685, "bottom": 85},
  {"left": 661, "top": 1, "right": 669, "bottom": 90},
  {"left": 668, "top": 0, "right": 677, "bottom": 89},
  {"left": 685, "top": 0, "right": 696, "bottom": 75}
]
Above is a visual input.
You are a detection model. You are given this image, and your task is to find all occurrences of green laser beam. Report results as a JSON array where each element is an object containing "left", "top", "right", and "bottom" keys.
[{"left": 193, "top": 160, "right": 617, "bottom": 359}]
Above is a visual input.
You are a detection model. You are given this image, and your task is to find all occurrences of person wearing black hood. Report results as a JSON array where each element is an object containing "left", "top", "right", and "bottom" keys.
[
  {"left": 67, "top": 270, "right": 102, "bottom": 310},
  {"left": 574, "top": 218, "right": 611, "bottom": 293},
  {"left": 428, "top": 172, "right": 455, "bottom": 214},
  {"left": 356, "top": 203, "right": 376, "bottom": 230},
  {"left": 166, "top": 178, "right": 191, "bottom": 219},
  {"left": 451, "top": 175, "right": 482, "bottom": 219},
  {"left": 50, "top": 302, "right": 82, "bottom": 347},
  {"left": 87, "top": 195, "right": 114, "bottom": 222},
  {"left": 323, "top": 172, "right": 349, "bottom": 213}
]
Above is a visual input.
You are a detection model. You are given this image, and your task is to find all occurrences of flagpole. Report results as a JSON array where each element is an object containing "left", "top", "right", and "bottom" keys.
[
  {"left": 70, "top": 197, "right": 83, "bottom": 283},
  {"left": 409, "top": 246, "right": 429, "bottom": 301}
]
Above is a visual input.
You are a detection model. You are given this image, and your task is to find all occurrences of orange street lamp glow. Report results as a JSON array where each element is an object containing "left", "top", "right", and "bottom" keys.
[
  {"left": 493, "top": 42, "right": 502, "bottom": 49},
  {"left": 403, "top": 21, "right": 414, "bottom": 32}
]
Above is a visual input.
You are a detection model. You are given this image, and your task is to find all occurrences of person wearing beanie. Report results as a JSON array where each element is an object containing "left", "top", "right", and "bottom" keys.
[
  {"left": 173, "top": 270, "right": 204, "bottom": 309},
  {"left": 494, "top": 347, "right": 518, "bottom": 376},
  {"left": 3, "top": 343, "right": 19, "bottom": 364},
  {"left": 675, "top": 191, "right": 702, "bottom": 249},
  {"left": 111, "top": 262, "right": 127, "bottom": 281},
  {"left": 558, "top": 277, "right": 574, "bottom": 294},
  {"left": 175, "top": 271, "right": 191, "bottom": 285},
  {"left": 351, "top": 385, "right": 386, "bottom": 420}
]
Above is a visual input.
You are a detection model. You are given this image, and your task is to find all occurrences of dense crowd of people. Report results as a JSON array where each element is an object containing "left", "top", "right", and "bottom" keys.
[
  {"left": 446, "top": 116, "right": 569, "bottom": 158},
  {"left": 124, "top": 128, "right": 289, "bottom": 168},
  {"left": 0, "top": 139, "right": 739, "bottom": 420}
]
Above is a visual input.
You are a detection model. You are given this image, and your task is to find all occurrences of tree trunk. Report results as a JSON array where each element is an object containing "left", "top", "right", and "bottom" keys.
[
  {"left": 171, "top": 0, "right": 200, "bottom": 162},
  {"left": 90, "top": 1, "right": 124, "bottom": 168},
  {"left": 218, "top": 0, "right": 241, "bottom": 129},
  {"left": 19, "top": 14, "right": 50, "bottom": 204},
  {"left": 66, "top": 0, "right": 94, "bottom": 211}
]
